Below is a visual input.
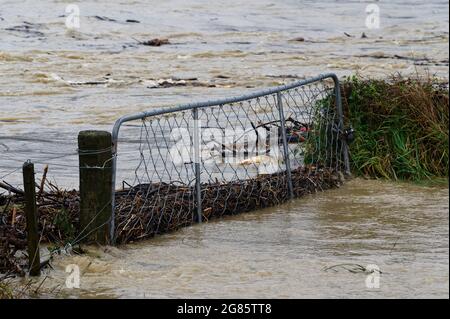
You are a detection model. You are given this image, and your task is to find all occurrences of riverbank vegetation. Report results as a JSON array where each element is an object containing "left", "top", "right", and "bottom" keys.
[
  {"left": 0, "top": 280, "right": 13, "bottom": 299},
  {"left": 341, "top": 75, "right": 449, "bottom": 182}
]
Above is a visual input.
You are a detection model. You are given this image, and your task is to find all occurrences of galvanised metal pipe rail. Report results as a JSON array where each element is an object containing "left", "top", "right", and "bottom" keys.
[
  {"left": 110, "top": 73, "right": 350, "bottom": 243},
  {"left": 112, "top": 73, "right": 340, "bottom": 143}
]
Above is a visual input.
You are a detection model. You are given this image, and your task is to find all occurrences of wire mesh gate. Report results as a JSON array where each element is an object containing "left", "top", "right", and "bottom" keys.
[{"left": 111, "top": 73, "right": 350, "bottom": 244}]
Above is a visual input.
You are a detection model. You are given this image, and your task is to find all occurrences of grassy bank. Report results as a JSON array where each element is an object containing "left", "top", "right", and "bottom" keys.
[
  {"left": 0, "top": 282, "right": 12, "bottom": 299},
  {"left": 341, "top": 75, "right": 449, "bottom": 182},
  {"left": 0, "top": 278, "right": 15, "bottom": 299}
]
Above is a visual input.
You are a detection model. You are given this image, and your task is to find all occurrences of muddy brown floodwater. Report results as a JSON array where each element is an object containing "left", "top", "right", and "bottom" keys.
[
  {"left": 15, "top": 179, "right": 447, "bottom": 299},
  {"left": 0, "top": 0, "right": 448, "bottom": 189},
  {"left": 0, "top": 0, "right": 448, "bottom": 299}
]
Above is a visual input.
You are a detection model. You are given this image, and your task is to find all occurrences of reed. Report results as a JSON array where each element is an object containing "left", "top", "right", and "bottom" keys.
[
  {"left": 341, "top": 75, "right": 449, "bottom": 181},
  {"left": 0, "top": 280, "right": 12, "bottom": 299}
]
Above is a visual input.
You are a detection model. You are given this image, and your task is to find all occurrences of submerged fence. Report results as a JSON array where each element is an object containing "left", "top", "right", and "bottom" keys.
[{"left": 109, "top": 73, "right": 350, "bottom": 244}]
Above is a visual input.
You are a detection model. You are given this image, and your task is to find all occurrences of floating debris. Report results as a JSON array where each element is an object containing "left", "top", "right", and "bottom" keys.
[
  {"left": 215, "top": 75, "right": 231, "bottom": 79},
  {"left": 0, "top": 224, "right": 27, "bottom": 276},
  {"left": 133, "top": 37, "right": 171, "bottom": 46},
  {"left": 143, "top": 78, "right": 186, "bottom": 88},
  {"left": 50, "top": 73, "right": 124, "bottom": 87},
  {"left": 226, "top": 41, "right": 252, "bottom": 45},
  {"left": 323, "top": 263, "right": 382, "bottom": 274},
  {"left": 289, "top": 37, "right": 305, "bottom": 42},
  {"left": 141, "top": 77, "right": 216, "bottom": 89},
  {"left": 5, "top": 22, "right": 45, "bottom": 38},
  {"left": 266, "top": 74, "right": 303, "bottom": 79},
  {"left": 355, "top": 53, "right": 448, "bottom": 66},
  {"left": 93, "top": 16, "right": 118, "bottom": 22},
  {"left": 90, "top": 16, "right": 141, "bottom": 24},
  {"left": 239, "top": 155, "right": 280, "bottom": 174}
]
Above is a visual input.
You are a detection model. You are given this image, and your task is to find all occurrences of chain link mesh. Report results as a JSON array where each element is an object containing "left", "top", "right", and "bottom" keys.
[{"left": 112, "top": 76, "right": 347, "bottom": 243}]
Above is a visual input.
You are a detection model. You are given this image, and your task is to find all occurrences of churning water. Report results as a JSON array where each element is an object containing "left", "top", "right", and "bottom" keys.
[
  {"left": 22, "top": 179, "right": 448, "bottom": 298},
  {"left": 0, "top": 0, "right": 448, "bottom": 298}
]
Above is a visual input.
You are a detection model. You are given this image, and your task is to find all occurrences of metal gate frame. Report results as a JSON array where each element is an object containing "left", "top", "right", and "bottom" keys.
[{"left": 110, "top": 73, "right": 350, "bottom": 242}]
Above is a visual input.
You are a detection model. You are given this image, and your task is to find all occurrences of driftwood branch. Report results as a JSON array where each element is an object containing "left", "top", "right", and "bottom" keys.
[{"left": 0, "top": 181, "right": 24, "bottom": 196}]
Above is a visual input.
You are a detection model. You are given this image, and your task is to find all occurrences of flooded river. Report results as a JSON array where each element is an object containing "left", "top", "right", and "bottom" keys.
[
  {"left": 0, "top": 0, "right": 449, "bottom": 298},
  {"left": 0, "top": 0, "right": 448, "bottom": 188},
  {"left": 20, "top": 179, "right": 447, "bottom": 298}
]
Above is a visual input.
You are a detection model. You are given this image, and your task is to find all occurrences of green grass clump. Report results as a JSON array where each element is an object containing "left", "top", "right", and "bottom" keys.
[
  {"left": 0, "top": 281, "right": 14, "bottom": 299},
  {"left": 342, "top": 75, "right": 449, "bottom": 181}
]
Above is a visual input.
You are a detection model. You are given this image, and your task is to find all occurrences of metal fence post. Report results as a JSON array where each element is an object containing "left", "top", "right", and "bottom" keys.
[
  {"left": 277, "top": 92, "right": 294, "bottom": 199},
  {"left": 332, "top": 76, "right": 351, "bottom": 176},
  {"left": 110, "top": 149, "right": 117, "bottom": 245},
  {"left": 192, "top": 108, "right": 202, "bottom": 223}
]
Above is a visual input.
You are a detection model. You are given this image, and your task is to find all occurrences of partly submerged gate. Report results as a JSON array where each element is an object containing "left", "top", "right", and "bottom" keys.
[{"left": 111, "top": 73, "right": 350, "bottom": 243}]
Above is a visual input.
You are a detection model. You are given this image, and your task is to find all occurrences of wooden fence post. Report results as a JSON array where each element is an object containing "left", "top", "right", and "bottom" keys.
[
  {"left": 78, "top": 130, "right": 113, "bottom": 245},
  {"left": 23, "top": 161, "right": 40, "bottom": 276}
]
